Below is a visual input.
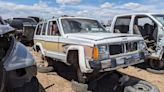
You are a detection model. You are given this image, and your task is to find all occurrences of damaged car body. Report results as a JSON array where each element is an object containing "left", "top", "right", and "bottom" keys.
[
  {"left": 8, "top": 17, "right": 37, "bottom": 46},
  {"left": 0, "top": 21, "right": 39, "bottom": 92},
  {"left": 111, "top": 13, "right": 164, "bottom": 70},
  {"left": 33, "top": 16, "right": 147, "bottom": 83}
]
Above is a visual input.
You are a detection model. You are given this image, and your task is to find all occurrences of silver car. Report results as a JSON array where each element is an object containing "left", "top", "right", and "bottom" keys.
[{"left": 0, "top": 24, "right": 39, "bottom": 92}]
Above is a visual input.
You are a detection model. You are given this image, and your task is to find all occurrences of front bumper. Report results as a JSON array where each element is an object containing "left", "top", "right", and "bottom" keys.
[
  {"left": 7, "top": 65, "right": 37, "bottom": 88},
  {"left": 89, "top": 52, "right": 145, "bottom": 72}
]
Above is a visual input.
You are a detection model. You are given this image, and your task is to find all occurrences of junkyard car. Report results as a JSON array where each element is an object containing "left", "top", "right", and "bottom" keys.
[
  {"left": 0, "top": 17, "right": 39, "bottom": 92},
  {"left": 34, "top": 16, "right": 147, "bottom": 83},
  {"left": 8, "top": 18, "right": 37, "bottom": 46},
  {"left": 111, "top": 13, "right": 164, "bottom": 70}
]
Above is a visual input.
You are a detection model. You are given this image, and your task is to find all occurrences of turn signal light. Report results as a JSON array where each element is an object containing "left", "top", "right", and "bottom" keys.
[{"left": 93, "top": 47, "right": 99, "bottom": 60}]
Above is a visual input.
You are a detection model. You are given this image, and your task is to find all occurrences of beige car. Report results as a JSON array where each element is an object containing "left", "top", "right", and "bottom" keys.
[{"left": 33, "top": 16, "right": 147, "bottom": 83}]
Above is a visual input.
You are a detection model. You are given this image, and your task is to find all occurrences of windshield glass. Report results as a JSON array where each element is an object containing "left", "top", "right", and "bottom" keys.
[
  {"left": 61, "top": 18, "right": 107, "bottom": 34},
  {"left": 153, "top": 15, "right": 164, "bottom": 25}
]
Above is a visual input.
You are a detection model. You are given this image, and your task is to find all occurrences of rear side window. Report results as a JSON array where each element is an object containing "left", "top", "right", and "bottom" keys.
[
  {"left": 36, "top": 24, "right": 43, "bottom": 35},
  {"left": 42, "top": 23, "right": 47, "bottom": 35},
  {"left": 114, "top": 16, "right": 131, "bottom": 33}
]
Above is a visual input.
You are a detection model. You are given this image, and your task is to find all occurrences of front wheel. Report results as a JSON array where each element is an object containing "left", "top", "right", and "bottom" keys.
[
  {"left": 75, "top": 67, "right": 87, "bottom": 83},
  {"left": 149, "top": 59, "right": 164, "bottom": 69}
]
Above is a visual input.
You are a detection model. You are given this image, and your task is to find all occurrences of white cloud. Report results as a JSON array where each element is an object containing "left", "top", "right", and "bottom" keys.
[
  {"left": 123, "top": 2, "right": 141, "bottom": 9},
  {"left": 56, "top": 0, "right": 81, "bottom": 5},
  {"left": 0, "top": 1, "right": 63, "bottom": 19},
  {"left": 0, "top": 0, "right": 162, "bottom": 23},
  {"left": 100, "top": 2, "right": 113, "bottom": 9}
]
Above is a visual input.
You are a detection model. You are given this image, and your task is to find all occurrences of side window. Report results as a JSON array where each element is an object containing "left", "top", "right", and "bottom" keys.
[
  {"left": 47, "top": 21, "right": 60, "bottom": 36},
  {"left": 36, "top": 24, "right": 43, "bottom": 35},
  {"left": 42, "top": 23, "right": 47, "bottom": 35},
  {"left": 134, "top": 16, "right": 156, "bottom": 35},
  {"left": 114, "top": 16, "right": 131, "bottom": 33},
  {"left": 134, "top": 16, "right": 157, "bottom": 41}
]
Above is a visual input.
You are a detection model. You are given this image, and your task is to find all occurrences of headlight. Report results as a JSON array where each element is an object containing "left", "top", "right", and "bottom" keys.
[
  {"left": 93, "top": 45, "right": 110, "bottom": 61},
  {"left": 138, "top": 41, "right": 145, "bottom": 50}
]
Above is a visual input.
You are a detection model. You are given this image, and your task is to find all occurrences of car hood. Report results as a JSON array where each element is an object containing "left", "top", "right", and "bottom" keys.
[
  {"left": 66, "top": 33, "right": 140, "bottom": 41},
  {"left": 0, "top": 25, "right": 15, "bottom": 35}
]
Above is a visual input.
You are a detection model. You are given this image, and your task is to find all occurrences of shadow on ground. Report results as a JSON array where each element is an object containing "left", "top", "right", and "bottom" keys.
[
  {"left": 134, "top": 62, "right": 150, "bottom": 70},
  {"left": 39, "top": 83, "right": 46, "bottom": 92},
  {"left": 51, "top": 61, "right": 147, "bottom": 92}
]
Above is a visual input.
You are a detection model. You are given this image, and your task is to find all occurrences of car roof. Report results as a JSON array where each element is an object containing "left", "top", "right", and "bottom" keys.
[
  {"left": 0, "top": 25, "right": 15, "bottom": 35},
  {"left": 38, "top": 16, "right": 97, "bottom": 24},
  {"left": 48, "top": 16, "right": 96, "bottom": 21},
  {"left": 115, "top": 13, "right": 164, "bottom": 17}
]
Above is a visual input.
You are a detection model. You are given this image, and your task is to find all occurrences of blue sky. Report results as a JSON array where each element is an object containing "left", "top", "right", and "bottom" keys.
[{"left": 0, "top": 0, "right": 164, "bottom": 22}]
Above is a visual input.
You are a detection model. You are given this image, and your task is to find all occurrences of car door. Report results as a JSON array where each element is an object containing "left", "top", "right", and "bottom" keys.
[
  {"left": 34, "top": 22, "right": 43, "bottom": 46},
  {"left": 45, "top": 19, "right": 61, "bottom": 59},
  {"left": 113, "top": 16, "right": 132, "bottom": 34},
  {"left": 40, "top": 22, "right": 47, "bottom": 51}
]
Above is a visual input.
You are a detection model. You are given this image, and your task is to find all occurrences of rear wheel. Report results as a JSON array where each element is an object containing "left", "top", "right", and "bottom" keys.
[
  {"left": 37, "top": 51, "right": 54, "bottom": 73},
  {"left": 37, "top": 65, "right": 54, "bottom": 73}
]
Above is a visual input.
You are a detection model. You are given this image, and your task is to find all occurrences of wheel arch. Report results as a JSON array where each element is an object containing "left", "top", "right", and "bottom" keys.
[
  {"left": 66, "top": 45, "right": 93, "bottom": 73},
  {"left": 33, "top": 42, "right": 45, "bottom": 56}
]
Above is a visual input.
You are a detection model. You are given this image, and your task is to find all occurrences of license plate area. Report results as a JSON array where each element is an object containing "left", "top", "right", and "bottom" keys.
[
  {"left": 115, "top": 53, "right": 140, "bottom": 65},
  {"left": 116, "top": 57, "right": 124, "bottom": 65}
]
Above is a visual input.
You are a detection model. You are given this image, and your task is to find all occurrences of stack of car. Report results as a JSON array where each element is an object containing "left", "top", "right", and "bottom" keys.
[
  {"left": 0, "top": 13, "right": 163, "bottom": 92},
  {"left": 33, "top": 16, "right": 160, "bottom": 92}
]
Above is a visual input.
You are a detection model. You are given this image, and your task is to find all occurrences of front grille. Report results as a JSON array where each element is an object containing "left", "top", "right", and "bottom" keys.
[
  {"left": 109, "top": 42, "right": 138, "bottom": 55},
  {"left": 109, "top": 44, "right": 124, "bottom": 55}
]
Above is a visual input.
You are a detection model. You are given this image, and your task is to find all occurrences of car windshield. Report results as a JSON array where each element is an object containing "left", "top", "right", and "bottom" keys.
[
  {"left": 13, "top": 18, "right": 36, "bottom": 23},
  {"left": 153, "top": 15, "right": 164, "bottom": 25},
  {"left": 61, "top": 18, "right": 107, "bottom": 34}
]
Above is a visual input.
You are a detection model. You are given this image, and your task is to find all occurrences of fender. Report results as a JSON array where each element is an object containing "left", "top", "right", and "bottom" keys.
[
  {"left": 66, "top": 45, "right": 93, "bottom": 73},
  {"left": 159, "top": 49, "right": 164, "bottom": 60},
  {"left": 4, "top": 42, "right": 35, "bottom": 71},
  {"left": 34, "top": 42, "right": 45, "bottom": 56}
]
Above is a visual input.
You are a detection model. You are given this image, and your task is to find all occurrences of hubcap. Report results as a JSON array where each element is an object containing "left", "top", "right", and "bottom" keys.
[{"left": 134, "top": 84, "right": 150, "bottom": 91}]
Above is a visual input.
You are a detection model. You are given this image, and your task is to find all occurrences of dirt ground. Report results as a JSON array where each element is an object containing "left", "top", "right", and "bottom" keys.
[{"left": 29, "top": 48, "right": 164, "bottom": 92}]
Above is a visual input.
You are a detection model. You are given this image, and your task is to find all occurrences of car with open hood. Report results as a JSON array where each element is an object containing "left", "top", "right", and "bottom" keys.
[{"left": 33, "top": 16, "right": 148, "bottom": 83}]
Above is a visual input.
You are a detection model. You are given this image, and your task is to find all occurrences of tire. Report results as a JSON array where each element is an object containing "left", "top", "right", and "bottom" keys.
[
  {"left": 69, "top": 51, "right": 87, "bottom": 83},
  {"left": 149, "top": 59, "right": 164, "bottom": 69},
  {"left": 11, "top": 77, "right": 39, "bottom": 92},
  {"left": 37, "top": 50, "right": 54, "bottom": 73},
  {"left": 124, "top": 81, "right": 160, "bottom": 92},
  {"left": 76, "top": 68, "right": 87, "bottom": 83},
  {"left": 37, "top": 65, "right": 54, "bottom": 73},
  {"left": 146, "top": 68, "right": 164, "bottom": 74}
]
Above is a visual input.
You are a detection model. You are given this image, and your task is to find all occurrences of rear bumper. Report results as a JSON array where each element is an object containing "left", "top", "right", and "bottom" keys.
[{"left": 89, "top": 52, "right": 145, "bottom": 72}]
